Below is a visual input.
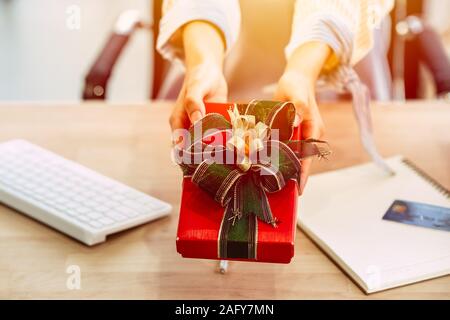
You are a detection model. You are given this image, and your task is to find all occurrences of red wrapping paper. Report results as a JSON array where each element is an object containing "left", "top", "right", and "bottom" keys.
[{"left": 176, "top": 102, "right": 299, "bottom": 263}]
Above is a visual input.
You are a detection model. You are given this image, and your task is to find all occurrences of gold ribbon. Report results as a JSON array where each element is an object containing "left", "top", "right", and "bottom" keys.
[{"left": 226, "top": 105, "right": 269, "bottom": 172}]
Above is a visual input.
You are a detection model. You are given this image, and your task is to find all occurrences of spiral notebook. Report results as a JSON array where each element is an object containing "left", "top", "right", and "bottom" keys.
[{"left": 297, "top": 156, "right": 450, "bottom": 294}]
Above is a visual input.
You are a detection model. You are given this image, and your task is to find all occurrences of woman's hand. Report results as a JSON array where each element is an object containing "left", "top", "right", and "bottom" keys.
[
  {"left": 275, "top": 70, "right": 325, "bottom": 195},
  {"left": 169, "top": 21, "right": 227, "bottom": 133},
  {"left": 170, "top": 62, "right": 227, "bottom": 131},
  {"left": 274, "top": 42, "right": 331, "bottom": 194}
]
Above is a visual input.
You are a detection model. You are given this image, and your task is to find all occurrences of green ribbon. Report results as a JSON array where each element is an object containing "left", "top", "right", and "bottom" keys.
[{"left": 177, "top": 100, "right": 331, "bottom": 259}]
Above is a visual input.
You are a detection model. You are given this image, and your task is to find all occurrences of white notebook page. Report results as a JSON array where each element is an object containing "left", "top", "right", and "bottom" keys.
[{"left": 298, "top": 156, "right": 450, "bottom": 293}]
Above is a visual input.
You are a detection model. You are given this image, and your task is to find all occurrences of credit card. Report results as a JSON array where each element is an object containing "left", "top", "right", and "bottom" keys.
[{"left": 383, "top": 199, "right": 450, "bottom": 232}]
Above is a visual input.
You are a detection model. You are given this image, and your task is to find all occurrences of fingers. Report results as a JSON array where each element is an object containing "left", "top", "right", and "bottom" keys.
[
  {"left": 294, "top": 99, "right": 324, "bottom": 195},
  {"left": 170, "top": 79, "right": 209, "bottom": 131},
  {"left": 299, "top": 158, "right": 312, "bottom": 195},
  {"left": 169, "top": 109, "right": 187, "bottom": 132},
  {"left": 184, "top": 91, "right": 206, "bottom": 124},
  {"left": 274, "top": 72, "right": 309, "bottom": 128},
  {"left": 273, "top": 71, "right": 325, "bottom": 194},
  {"left": 293, "top": 113, "right": 302, "bottom": 127},
  {"left": 170, "top": 68, "right": 228, "bottom": 133},
  {"left": 279, "top": 97, "right": 324, "bottom": 195},
  {"left": 286, "top": 96, "right": 303, "bottom": 128},
  {"left": 298, "top": 118, "right": 324, "bottom": 195},
  {"left": 275, "top": 93, "right": 302, "bottom": 127},
  {"left": 184, "top": 74, "right": 216, "bottom": 123},
  {"left": 170, "top": 99, "right": 190, "bottom": 148}
]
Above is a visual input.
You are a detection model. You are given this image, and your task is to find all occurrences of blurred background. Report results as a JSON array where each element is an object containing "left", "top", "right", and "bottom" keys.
[
  {"left": 0, "top": 0, "right": 151, "bottom": 101},
  {"left": 0, "top": 0, "right": 449, "bottom": 102}
]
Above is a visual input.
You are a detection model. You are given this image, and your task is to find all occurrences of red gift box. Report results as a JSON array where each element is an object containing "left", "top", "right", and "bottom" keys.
[{"left": 176, "top": 102, "right": 300, "bottom": 263}]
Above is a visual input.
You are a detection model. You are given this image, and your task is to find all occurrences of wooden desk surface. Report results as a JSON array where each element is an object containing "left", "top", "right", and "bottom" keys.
[{"left": 0, "top": 101, "right": 449, "bottom": 299}]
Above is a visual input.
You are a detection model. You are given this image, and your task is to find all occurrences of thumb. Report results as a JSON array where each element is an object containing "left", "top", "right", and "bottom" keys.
[{"left": 184, "top": 82, "right": 209, "bottom": 124}]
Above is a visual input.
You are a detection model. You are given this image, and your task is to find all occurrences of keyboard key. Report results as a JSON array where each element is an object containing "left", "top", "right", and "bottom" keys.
[
  {"left": 116, "top": 206, "right": 139, "bottom": 218},
  {"left": 76, "top": 215, "right": 90, "bottom": 223},
  {"left": 122, "top": 200, "right": 147, "bottom": 213},
  {"left": 55, "top": 197, "right": 68, "bottom": 205},
  {"left": 84, "top": 200, "right": 99, "bottom": 208},
  {"left": 87, "top": 212, "right": 102, "bottom": 220},
  {"left": 94, "top": 196, "right": 109, "bottom": 204},
  {"left": 52, "top": 203, "right": 68, "bottom": 212},
  {"left": 136, "top": 195, "right": 153, "bottom": 205},
  {"left": 103, "top": 201, "right": 121, "bottom": 209},
  {"left": 106, "top": 213, "right": 127, "bottom": 222},
  {"left": 66, "top": 209, "right": 79, "bottom": 217},
  {"left": 71, "top": 195, "right": 85, "bottom": 203},
  {"left": 44, "top": 192, "right": 58, "bottom": 199},
  {"left": 144, "top": 202, "right": 161, "bottom": 210},
  {"left": 34, "top": 188, "right": 47, "bottom": 195},
  {"left": 42, "top": 197, "right": 55, "bottom": 206},
  {"left": 98, "top": 217, "right": 114, "bottom": 225},
  {"left": 111, "top": 194, "right": 126, "bottom": 202},
  {"left": 31, "top": 194, "right": 45, "bottom": 202},
  {"left": 76, "top": 207, "right": 90, "bottom": 215},
  {"left": 94, "top": 205, "right": 109, "bottom": 213},
  {"left": 88, "top": 221, "right": 103, "bottom": 229},
  {"left": 65, "top": 201, "right": 79, "bottom": 209},
  {"left": 123, "top": 190, "right": 140, "bottom": 199}
]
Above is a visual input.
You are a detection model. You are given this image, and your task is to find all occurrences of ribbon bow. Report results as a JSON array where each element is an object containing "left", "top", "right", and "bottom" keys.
[
  {"left": 226, "top": 105, "right": 270, "bottom": 172},
  {"left": 175, "top": 100, "right": 331, "bottom": 259}
]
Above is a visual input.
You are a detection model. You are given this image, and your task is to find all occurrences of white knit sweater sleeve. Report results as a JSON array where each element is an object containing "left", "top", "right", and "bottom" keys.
[
  {"left": 286, "top": 0, "right": 395, "bottom": 174},
  {"left": 156, "top": 0, "right": 241, "bottom": 63},
  {"left": 285, "top": 0, "right": 394, "bottom": 71}
]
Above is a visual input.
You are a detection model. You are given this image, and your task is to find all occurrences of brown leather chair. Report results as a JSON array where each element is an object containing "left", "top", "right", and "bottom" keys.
[{"left": 82, "top": 0, "right": 181, "bottom": 100}]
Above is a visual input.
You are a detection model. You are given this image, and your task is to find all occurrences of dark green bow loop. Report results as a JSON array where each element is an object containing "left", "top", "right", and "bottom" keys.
[
  {"left": 177, "top": 100, "right": 331, "bottom": 259},
  {"left": 251, "top": 163, "right": 286, "bottom": 193},
  {"left": 242, "top": 100, "right": 296, "bottom": 141},
  {"left": 187, "top": 113, "right": 232, "bottom": 150}
]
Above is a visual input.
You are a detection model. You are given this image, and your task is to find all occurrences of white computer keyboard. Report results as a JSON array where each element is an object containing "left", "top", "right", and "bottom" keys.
[{"left": 0, "top": 139, "right": 172, "bottom": 245}]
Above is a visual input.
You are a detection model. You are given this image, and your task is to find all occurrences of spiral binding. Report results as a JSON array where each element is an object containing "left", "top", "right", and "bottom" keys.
[{"left": 402, "top": 158, "right": 450, "bottom": 199}]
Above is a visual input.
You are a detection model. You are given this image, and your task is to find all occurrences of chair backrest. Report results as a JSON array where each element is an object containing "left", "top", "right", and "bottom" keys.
[
  {"left": 151, "top": 0, "right": 165, "bottom": 99},
  {"left": 151, "top": 0, "right": 183, "bottom": 100}
]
